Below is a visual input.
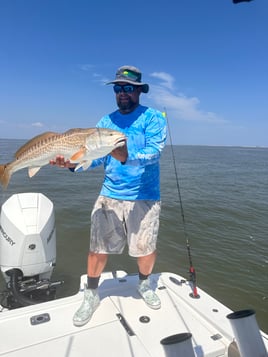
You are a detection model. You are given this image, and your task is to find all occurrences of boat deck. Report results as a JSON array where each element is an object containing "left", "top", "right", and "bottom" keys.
[{"left": 0, "top": 271, "right": 267, "bottom": 357}]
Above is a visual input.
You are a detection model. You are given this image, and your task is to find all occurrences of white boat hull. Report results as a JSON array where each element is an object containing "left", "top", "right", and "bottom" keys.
[{"left": 1, "top": 271, "right": 267, "bottom": 357}]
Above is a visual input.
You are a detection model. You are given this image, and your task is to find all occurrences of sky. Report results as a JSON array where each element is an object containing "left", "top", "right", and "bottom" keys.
[{"left": 0, "top": 0, "right": 267, "bottom": 146}]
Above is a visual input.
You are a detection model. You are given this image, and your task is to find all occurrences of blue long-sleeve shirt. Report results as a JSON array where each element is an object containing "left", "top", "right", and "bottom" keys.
[{"left": 87, "top": 105, "right": 167, "bottom": 200}]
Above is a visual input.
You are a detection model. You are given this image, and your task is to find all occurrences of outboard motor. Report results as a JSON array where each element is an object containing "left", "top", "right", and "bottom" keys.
[{"left": 0, "top": 193, "right": 63, "bottom": 309}]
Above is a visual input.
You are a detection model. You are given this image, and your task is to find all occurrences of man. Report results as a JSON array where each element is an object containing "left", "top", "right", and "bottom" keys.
[{"left": 52, "top": 65, "right": 167, "bottom": 326}]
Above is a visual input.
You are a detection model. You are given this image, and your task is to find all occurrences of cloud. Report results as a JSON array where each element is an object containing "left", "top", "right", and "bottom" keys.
[
  {"left": 150, "top": 72, "right": 175, "bottom": 90},
  {"left": 92, "top": 72, "right": 109, "bottom": 85},
  {"left": 31, "top": 122, "right": 44, "bottom": 127},
  {"left": 149, "top": 72, "right": 227, "bottom": 124},
  {"left": 79, "top": 64, "right": 95, "bottom": 71},
  {"left": 79, "top": 64, "right": 109, "bottom": 85}
]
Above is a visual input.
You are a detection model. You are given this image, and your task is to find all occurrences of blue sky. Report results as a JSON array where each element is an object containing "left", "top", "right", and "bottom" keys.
[{"left": 0, "top": 0, "right": 267, "bottom": 146}]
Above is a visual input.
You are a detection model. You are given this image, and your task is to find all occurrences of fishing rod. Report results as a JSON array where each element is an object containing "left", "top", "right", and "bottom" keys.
[{"left": 163, "top": 109, "right": 199, "bottom": 299}]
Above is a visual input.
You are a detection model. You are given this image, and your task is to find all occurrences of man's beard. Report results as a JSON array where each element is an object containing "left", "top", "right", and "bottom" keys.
[{"left": 117, "top": 96, "right": 137, "bottom": 113}]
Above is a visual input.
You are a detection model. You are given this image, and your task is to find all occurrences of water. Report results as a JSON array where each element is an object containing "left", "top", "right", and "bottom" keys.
[{"left": 0, "top": 139, "right": 267, "bottom": 333}]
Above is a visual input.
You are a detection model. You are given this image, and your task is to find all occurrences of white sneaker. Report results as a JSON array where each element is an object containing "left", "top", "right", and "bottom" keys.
[
  {"left": 73, "top": 285, "right": 100, "bottom": 327},
  {"left": 138, "top": 279, "right": 161, "bottom": 310}
]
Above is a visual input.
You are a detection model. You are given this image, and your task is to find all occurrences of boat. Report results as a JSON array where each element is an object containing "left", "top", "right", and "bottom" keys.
[{"left": 0, "top": 192, "right": 267, "bottom": 357}]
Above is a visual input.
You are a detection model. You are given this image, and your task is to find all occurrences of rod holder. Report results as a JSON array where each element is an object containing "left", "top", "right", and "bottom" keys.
[
  {"left": 227, "top": 309, "right": 267, "bottom": 357},
  {"left": 160, "top": 332, "right": 195, "bottom": 357}
]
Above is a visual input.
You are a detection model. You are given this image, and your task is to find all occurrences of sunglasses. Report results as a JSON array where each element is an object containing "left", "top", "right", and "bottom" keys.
[{"left": 113, "top": 84, "right": 136, "bottom": 94}]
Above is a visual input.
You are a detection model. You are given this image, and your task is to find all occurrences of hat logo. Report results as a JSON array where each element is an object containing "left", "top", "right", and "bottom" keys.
[{"left": 122, "top": 70, "right": 139, "bottom": 81}]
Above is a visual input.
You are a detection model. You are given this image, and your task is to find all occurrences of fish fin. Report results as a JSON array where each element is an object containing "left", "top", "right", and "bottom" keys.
[
  {"left": 28, "top": 167, "right": 41, "bottom": 178},
  {"left": 70, "top": 147, "right": 87, "bottom": 161},
  {"left": 0, "top": 164, "right": 11, "bottom": 189},
  {"left": 15, "top": 132, "right": 58, "bottom": 158},
  {"left": 74, "top": 160, "right": 92, "bottom": 171},
  {"left": 64, "top": 128, "right": 96, "bottom": 135}
]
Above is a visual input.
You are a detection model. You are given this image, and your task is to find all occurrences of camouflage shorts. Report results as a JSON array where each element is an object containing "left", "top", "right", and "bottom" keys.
[{"left": 90, "top": 196, "right": 161, "bottom": 257}]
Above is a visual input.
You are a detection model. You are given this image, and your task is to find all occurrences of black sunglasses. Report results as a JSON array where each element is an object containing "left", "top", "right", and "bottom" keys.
[{"left": 113, "top": 84, "right": 136, "bottom": 94}]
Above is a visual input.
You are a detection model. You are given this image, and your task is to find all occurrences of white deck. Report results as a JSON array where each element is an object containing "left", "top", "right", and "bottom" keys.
[{"left": 0, "top": 271, "right": 267, "bottom": 357}]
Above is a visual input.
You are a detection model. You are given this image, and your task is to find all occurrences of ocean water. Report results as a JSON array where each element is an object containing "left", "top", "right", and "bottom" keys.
[{"left": 0, "top": 139, "right": 267, "bottom": 333}]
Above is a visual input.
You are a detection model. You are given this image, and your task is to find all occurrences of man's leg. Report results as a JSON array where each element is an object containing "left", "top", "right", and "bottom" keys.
[
  {"left": 73, "top": 197, "right": 126, "bottom": 327},
  {"left": 137, "top": 251, "right": 161, "bottom": 310},
  {"left": 73, "top": 253, "right": 108, "bottom": 327},
  {"left": 137, "top": 251, "right": 157, "bottom": 276},
  {"left": 88, "top": 252, "right": 108, "bottom": 277},
  {"left": 125, "top": 200, "right": 161, "bottom": 310}
]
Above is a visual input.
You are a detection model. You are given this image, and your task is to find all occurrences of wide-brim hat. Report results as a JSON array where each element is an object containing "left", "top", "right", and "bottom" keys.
[{"left": 106, "top": 65, "right": 149, "bottom": 93}]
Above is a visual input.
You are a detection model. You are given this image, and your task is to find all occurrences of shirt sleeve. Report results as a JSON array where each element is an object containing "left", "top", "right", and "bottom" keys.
[{"left": 126, "top": 110, "right": 167, "bottom": 166}]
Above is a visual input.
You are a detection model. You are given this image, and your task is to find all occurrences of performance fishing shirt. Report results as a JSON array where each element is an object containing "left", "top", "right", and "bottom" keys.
[{"left": 88, "top": 105, "right": 167, "bottom": 200}]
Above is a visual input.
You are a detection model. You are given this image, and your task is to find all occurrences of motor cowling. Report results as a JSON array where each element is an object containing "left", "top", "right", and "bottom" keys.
[{"left": 0, "top": 193, "right": 61, "bottom": 308}]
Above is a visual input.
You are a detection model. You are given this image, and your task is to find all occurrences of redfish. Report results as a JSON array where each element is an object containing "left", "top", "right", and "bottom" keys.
[{"left": 0, "top": 128, "right": 126, "bottom": 188}]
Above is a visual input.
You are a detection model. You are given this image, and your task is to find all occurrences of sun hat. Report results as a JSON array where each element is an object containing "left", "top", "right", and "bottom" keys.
[{"left": 106, "top": 65, "right": 149, "bottom": 93}]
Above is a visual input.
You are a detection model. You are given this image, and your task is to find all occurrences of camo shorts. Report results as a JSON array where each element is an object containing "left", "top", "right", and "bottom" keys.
[{"left": 90, "top": 196, "right": 161, "bottom": 257}]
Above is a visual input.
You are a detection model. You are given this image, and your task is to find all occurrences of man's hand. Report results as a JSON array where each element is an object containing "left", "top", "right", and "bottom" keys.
[
  {"left": 49, "top": 155, "right": 76, "bottom": 169},
  {"left": 110, "top": 142, "right": 128, "bottom": 163}
]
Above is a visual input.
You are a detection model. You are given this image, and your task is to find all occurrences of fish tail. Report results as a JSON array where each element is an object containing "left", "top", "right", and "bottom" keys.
[{"left": 0, "top": 164, "right": 11, "bottom": 189}]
